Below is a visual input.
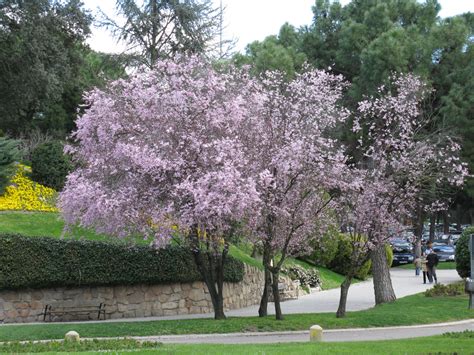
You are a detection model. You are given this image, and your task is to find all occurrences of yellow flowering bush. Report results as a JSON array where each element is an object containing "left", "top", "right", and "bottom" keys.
[{"left": 0, "top": 164, "right": 58, "bottom": 212}]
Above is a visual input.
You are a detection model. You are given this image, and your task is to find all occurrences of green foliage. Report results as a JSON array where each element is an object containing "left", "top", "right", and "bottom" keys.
[
  {"left": 31, "top": 141, "right": 71, "bottom": 191},
  {"left": 281, "top": 265, "right": 321, "bottom": 288},
  {"left": 0, "top": 137, "right": 21, "bottom": 194},
  {"left": 0, "top": 0, "right": 92, "bottom": 135},
  {"left": 455, "top": 226, "right": 474, "bottom": 278},
  {"left": 424, "top": 282, "right": 465, "bottom": 297},
  {"left": 329, "top": 235, "right": 372, "bottom": 280},
  {"left": 385, "top": 243, "right": 394, "bottom": 267},
  {"left": 309, "top": 226, "right": 340, "bottom": 267},
  {"left": 233, "top": 23, "right": 307, "bottom": 78},
  {"left": 0, "top": 234, "right": 244, "bottom": 290}
]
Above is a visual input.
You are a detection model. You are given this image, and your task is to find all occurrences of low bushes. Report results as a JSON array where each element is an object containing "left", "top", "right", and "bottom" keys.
[
  {"left": 282, "top": 265, "right": 321, "bottom": 288},
  {"left": 31, "top": 141, "right": 71, "bottom": 191},
  {"left": 0, "top": 234, "right": 244, "bottom": 290},
  {"left": 455, "top": 226, "right": 474, "bottom": 278},
  {"left": 424, "top": 282, "right": 465, "bottom": 297}
]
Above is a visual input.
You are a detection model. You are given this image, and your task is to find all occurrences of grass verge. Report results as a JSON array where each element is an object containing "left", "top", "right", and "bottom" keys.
[
  {"left": 0, "top": 331, "right": 473, "bottom": 354},
  {"left": 0, "top": 293, "right": 472, "bottom": 342},
  {"left": 146, "top": 331, "right": 474, "bottom": 354}
]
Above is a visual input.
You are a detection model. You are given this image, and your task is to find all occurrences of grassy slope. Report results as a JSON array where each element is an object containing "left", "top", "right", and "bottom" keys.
[
  {"left": 1, "top": 332, "right": 473, "bottom": 354},
  {"left": 0, "top": 211, "right": 345, "bottom": 290},
  {"left": 0, "top": 293, "right": 472, "bottom": 342}
]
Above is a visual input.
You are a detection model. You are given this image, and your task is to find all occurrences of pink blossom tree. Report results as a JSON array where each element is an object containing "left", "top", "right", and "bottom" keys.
[
  {"left": 59, "top": 57, "right": 262, "bottom": 320},
  {"left": 244, "top": 69, "right": 350, "bottom": 320},
  {"left": 335, "top": 74, "right": 469, "bottom": 315}
]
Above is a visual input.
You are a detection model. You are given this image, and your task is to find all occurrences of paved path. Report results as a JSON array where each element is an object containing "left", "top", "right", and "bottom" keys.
[
  {"left": 226, "top": 268, "right": 461, "bottom": 317},
  {"left": 114, "top": 319, "right": 474, "bottom": 344}
]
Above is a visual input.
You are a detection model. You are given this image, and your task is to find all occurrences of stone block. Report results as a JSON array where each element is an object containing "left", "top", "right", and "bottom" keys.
[
  {"left": 127, "top": 292, "right": 145, "bottom": 304},
  {"left": 189, "top": 306, "right": 201, "bottom": 314},
  {"left": 168, "top": 293, "right": 182, "bottom": 302},
  {"left": 15, "top": 302, "right": 29, "bottom": 309},
  {"left": 160, "top": 285, "right": 173, "bottom": 295},
  {"left": 1, "top": 292, "right": 18, "bottom": 302},
  {"left": 158, "top": 294, "right": 169, "bottom": 303},
  {"left": 172, "top": 284, "right": 181, "bottom": 293},
  {"left": 5, "top": 310, "right": 18, "bottom": 319},
  {"left": 196, "top": 300, "right": 209, "bottom": 307},
  {"left": 188, "top": 289, "right": 205, "bottom": 302},
  {"left": 191, "top": 281, "right": 202, "bottom": 289},
  {"left": 18, "top": 309, "right": 30, "bottom": 318},
  {"left": 135, "top": 309, "right": 145, "bottom": 318},
  {"left": 144, "top": 292, "right": 156, "bottom": 302},
  {"left": 162, "top": 301, "right": 178, "bottom": 310},
  {"left": 3, "top": 302, "right": 14, "bottom": 311},
  {"left": 163, "top": 309, "right": 178, "bottom": 316},
  {"left": 151, "top": 309, "right": 164, "bottom": 317},
  {"left": 181, "top": 284, "right": 192, "bottom": 291}
]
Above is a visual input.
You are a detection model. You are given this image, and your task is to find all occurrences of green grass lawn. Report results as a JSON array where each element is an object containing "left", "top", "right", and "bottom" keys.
[
  {"left": 0, "top": 331, "right": 473, "bottom": 354},
  {"left": 0, "top": 293, "right": 472, "bottom": 342}
]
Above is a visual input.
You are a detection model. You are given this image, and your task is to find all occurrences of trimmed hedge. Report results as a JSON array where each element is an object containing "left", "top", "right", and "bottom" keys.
[
  {"left": 455, "top": 226, "right": 474, "bottom": 278},
  {"left": 0, "top": 234, "right": 244, "bottom": 290}
]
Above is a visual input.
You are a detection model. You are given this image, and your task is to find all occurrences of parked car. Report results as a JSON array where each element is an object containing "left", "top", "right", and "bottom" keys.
[
  {"left": 432, "top": 244, "right": 455, "bottom": 262},
  {"left": 391, "top": 240, "right": 414, "bottom": 266}
]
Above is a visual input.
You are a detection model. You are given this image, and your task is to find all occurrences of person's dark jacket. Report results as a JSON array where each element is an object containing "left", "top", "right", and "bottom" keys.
[{"left": 426, "top": 252, "right": 439, "bottom": 267}]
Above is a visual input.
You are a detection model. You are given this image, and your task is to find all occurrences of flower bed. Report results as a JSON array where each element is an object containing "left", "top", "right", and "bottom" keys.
[{"left": 0, "top": 164, "right": 57, "bottom": 212}]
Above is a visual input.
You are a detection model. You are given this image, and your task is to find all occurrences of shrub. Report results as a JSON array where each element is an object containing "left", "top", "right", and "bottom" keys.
[
  {"left": 455, "top": 227, "right": 474, "bottom": 278},
  {"left": 0, "top": 234, "right": 244, "bottom": 290},
  {"left": 0, "top": 137, "right": 20, "bottom": 195},
  {"left": 308, "top": 226, "right": 340, "bottom": 267},
  {"left": 328, "top": 235, "right": 372, "bottom": 280},
  {"left": 424, "top": 282, "right": 465, "bottom": 297},
  {"left": 0, "top": 164, "right": 57, "bottom": 212},
  {"left": 282, "top": 265, "right": 321, "bottom": 288},
  {"left": 31, "top": 140, "right": 71, "bottom": 191}
]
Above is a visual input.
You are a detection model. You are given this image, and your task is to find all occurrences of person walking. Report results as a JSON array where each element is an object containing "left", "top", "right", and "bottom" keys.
[
  {"left": 421, "top": 253, "right": 429, "bottom": 284},
  {"left": 426, "top": 250, "right": 439, "bottom": 284},
  {"left": 414, "top": 255, "right": 422, "bottom": 276}
]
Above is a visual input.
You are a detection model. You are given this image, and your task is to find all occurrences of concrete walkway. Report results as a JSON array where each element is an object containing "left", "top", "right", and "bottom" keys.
[
  {"left": 226, "top": 268, "right": 461, "bottom": 317},
  {"left": 114, "top": 319, "right": 474, "bottom": 344}
]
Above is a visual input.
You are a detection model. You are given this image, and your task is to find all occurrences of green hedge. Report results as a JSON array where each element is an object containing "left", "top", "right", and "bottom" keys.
[
  {"left": 0, "top": 234, "right": 244, "bottom": 290},
  {"left": 455, "top": 227, "right": 474, "bottom": 278}
]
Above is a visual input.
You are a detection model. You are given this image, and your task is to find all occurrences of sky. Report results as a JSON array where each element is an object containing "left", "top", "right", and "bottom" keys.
[{"left": 83, "top": 0, "right": 474, "bottom": 55}]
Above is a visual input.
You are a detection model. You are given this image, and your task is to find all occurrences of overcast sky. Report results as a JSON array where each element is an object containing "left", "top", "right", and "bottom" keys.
[{"left": 83, "top": 0, "right": 474, "bottom": 54}]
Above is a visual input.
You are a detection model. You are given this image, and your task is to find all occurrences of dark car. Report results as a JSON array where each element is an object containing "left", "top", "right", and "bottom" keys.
[
  {"left": 432, "top": 244, "right": 455, "bottom": 262},
  {"left": 391, "top": 240, "right": 414, "bottom": 266}
]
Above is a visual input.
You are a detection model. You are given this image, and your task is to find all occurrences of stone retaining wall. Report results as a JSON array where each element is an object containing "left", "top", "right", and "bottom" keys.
[{"left": 1, "top": 264, "right": 276, "bottom": 323}]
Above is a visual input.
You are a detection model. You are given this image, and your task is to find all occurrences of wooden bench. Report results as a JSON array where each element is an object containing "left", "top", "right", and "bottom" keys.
[{"left": 42, "top": 303, "right": 106, "bottom": 322}]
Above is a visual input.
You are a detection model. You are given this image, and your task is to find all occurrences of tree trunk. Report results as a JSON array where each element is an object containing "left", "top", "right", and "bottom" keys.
[
  {"left": 443, "top": 211, "right": 449, "bottom": 234},
  {"left": 336, "top": 275, "right": 353, "bottom": 318},
  {"left": 192, "top": 249, "right": 226, "bottom": 320},
  {"left": 429, "top": 214, "right": 436, "bottom": 242},
  {"left": 414, "top": 208, "right": 424, "bottom": 258},
  {"left": 258, "top": 245, "right": 272, "bottom": 317},
  {"left": 271, "top": 269, "right": 283, "bottom": 320},
  {"left": 371, "top": 243, "right": 396, "bottom": 305}
]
